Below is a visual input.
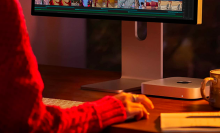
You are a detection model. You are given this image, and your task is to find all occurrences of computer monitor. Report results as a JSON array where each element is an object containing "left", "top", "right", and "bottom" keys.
[
  {"left": 31, "top": 0, "right": 203, "bottom": 93},
  {"left": 32, "top": 0, "right": 202, "bottom": 24}
]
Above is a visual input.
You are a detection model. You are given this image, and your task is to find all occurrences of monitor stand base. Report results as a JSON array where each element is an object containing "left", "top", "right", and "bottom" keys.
[
  {"left": 81, "top": 22, "right": 163, "bottom": 93},
  {"left": 81, "top": 78, "right": 147, "bottom": 93}
]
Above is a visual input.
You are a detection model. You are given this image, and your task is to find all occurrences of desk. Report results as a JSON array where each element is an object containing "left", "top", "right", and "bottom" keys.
[{"left": 39, "top": 65, "right": 220, "bottom": 133}]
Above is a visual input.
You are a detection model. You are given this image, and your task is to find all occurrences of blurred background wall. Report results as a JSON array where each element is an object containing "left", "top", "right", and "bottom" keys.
[
  {"left": 87, "top": 0, "right": 220, "bottom": 79},
  {"left": 87, "top": 19, "right": 122, "bottom": 72},
  {"left": 19, "top": 0, "right": 87, "bottom": 68},
  {"left": 163, "top": 0, "right": 220, "bottom": 78},
  {"left": 20, "top": 0, "right": 220, "bottom": 79}
]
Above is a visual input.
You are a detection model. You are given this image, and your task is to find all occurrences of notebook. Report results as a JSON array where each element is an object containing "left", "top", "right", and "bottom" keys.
[
  {"left": 42, "top": 97, "right": 84, "bottom": 108},
  {"left": 161, "top": 112, "right": 220, "bottom": 132}
]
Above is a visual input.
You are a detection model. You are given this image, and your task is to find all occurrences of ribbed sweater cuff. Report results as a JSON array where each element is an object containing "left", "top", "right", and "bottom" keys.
[{"left": 93, "top": 96, "right": 127, "bottom": 128}]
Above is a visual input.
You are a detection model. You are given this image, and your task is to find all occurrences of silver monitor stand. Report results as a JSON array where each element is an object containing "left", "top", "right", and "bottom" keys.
[{"left": 81, "top": 21, "right": 163, "bottom": 93}]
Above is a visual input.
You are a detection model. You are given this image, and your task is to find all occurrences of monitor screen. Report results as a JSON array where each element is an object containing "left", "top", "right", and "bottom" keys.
[{"left": 32, "top": 0, "right": 202, "bottom": 24}]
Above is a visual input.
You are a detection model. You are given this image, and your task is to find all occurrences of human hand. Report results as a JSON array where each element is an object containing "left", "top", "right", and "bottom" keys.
[{"left": 114, "top": 92, "right": 154, "bottom": 121}]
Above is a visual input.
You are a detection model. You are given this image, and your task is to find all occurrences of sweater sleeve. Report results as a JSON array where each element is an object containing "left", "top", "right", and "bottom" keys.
[
  {"left": 0, "top": 0, "right": 127, "bottom": 132},
  {"left": 29, "top": 96, "right": 127, "bottom": 133}
]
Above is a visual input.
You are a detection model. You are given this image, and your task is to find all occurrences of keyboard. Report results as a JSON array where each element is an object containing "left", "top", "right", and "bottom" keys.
[{"left": 42, "top": 97, "right": 84, "bottom": 109}]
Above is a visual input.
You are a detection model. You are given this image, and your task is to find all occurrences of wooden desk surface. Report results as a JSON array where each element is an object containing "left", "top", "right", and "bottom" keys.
[{"left": 39, "top": 65, "right": 220, "bottom": 133}]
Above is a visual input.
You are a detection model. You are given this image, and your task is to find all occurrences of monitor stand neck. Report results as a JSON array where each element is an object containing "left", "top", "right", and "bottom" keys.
[{"left": 81, "top": 21, "right": 163, "bottom": 93}]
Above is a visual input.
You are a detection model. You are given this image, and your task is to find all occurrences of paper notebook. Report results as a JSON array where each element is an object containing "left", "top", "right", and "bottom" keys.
[{"left": 161, "top": 112, "right": 220, "bottom": 132}]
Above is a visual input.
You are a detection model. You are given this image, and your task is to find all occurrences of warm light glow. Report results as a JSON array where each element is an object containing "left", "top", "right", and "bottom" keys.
[{"left": 197, "top": 0, "right": 202, "bottom": 24}]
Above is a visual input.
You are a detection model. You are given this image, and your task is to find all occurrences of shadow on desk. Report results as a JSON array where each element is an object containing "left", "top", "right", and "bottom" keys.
[{"left": 102, "top": 116, "right": 161, "bottom": 133}]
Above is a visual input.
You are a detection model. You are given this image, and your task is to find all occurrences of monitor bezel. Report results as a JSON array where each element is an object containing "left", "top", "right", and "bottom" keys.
[{"left": 31, "top": 0, "right": 199, "bottom": 24}]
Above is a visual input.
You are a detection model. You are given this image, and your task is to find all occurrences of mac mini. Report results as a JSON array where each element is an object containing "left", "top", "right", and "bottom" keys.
[{"left": 141, "top": 77, "right": 210, "bottom": 99}]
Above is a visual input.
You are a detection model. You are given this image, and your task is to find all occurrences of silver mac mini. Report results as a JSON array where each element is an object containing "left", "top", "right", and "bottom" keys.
[{"left": 141, "top": 77, "right": 210, "bottom": 99}]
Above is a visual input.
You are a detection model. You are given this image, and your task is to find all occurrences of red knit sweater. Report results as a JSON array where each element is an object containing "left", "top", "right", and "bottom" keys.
[{"left": 0, "top": 0, "right": 127, "bottom": 132}]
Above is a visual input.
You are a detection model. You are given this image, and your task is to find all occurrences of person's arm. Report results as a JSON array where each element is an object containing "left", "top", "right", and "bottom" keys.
[
  {"left": 1, "top": 0, "right": 154, "bottom": 132},
  {"left": 0, "top": 0, "right": 127, "bottom": 132},
  {"left": 29, "top": 96, "right": 126, "bottom": 133}
]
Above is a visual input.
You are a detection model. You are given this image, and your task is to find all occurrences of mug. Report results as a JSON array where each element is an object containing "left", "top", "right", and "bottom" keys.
[{"left": 200, "top": 69, "right": 220, "bottom": 108}]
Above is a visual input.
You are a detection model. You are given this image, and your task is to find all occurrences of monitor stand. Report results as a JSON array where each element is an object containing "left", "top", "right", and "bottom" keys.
[{"left": 81, "top": 21, "right": 163, "bottom": 93}]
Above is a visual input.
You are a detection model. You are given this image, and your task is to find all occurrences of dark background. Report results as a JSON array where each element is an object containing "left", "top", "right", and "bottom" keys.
[{"left": 86, "top": 0, "right": 220, "bottom": 79}]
